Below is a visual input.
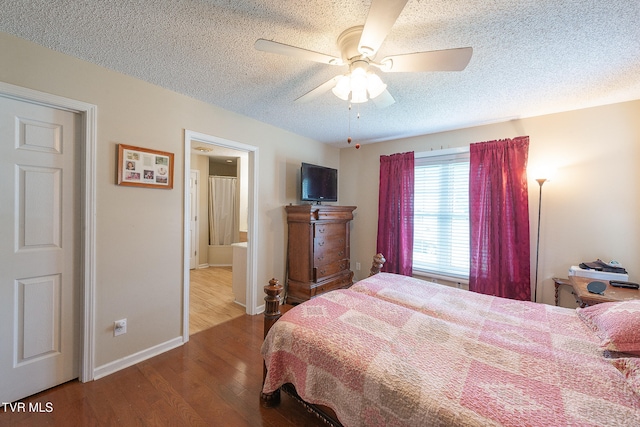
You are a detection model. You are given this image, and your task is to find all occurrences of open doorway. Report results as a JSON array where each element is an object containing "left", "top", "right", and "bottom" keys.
[
  {"left": 183, "top": 130, "right": 258, "bottom": 342},
  {"left": 189, "top": 150, "right": 247, "bottom": 334}
]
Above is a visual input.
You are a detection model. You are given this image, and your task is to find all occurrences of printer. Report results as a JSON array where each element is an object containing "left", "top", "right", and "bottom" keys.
[{"left": 569, "top": 259, "right": 629, "bottom": 281}]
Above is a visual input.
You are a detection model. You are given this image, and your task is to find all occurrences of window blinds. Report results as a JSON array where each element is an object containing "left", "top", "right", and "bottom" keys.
[{"left": 413, "top": 150, "right": 470, "bottom": 279}]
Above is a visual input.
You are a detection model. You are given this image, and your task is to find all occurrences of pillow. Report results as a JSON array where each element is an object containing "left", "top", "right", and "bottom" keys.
[
  {"left": 611, "top": 357, "right": 640, "bottom": 396},
  {"left": 577, "top": 300, "right": 640, "bottom": 352}
]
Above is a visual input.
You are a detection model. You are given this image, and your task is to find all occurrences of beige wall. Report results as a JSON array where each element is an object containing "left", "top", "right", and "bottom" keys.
[
  {"left": 340, "top": 100, "right": 640, "bottom": 307},
  {"left": 0, "top": 32, "right": 340, "bottom": 370}
]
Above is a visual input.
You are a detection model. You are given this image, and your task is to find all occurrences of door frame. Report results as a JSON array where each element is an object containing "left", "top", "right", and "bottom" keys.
[
  {"left": 189, "top": 169, "right": 200, "bottom": 270},
  {"left": 0, "top": 82, "right": 97, "bottom": 382},
  {"left": 183, "top": 130, "right": 259, "bottom": 342}
]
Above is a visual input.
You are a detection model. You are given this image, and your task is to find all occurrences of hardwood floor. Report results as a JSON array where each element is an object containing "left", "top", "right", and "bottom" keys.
[
  {"left": 0, "top": 314, "right": 326, "bottom": 426},
  {"left": 1, "top": 267, "right": 326, "bottom": 426},
  {"left": 189, "top": 266, "right": 245, "bottom": 335}
]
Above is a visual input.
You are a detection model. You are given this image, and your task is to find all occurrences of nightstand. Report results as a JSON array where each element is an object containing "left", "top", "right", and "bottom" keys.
[
  {"left": 552, "top": 277, "right": 572, "bottom": 306},
  {"left": 569, "top": 276, "right": 640, "bottom": 307}
]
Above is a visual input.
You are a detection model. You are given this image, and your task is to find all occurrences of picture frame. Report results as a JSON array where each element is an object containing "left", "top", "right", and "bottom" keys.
[{"left": 117, "top": 144, "right": 174, "bottom": 189}]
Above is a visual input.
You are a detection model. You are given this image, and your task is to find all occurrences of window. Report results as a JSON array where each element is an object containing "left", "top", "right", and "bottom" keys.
[{"left": 413, "top": 149, "right": 470, "bottom": 279}]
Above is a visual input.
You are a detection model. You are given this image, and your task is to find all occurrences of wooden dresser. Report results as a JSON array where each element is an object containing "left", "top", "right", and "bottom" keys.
[{"left": 285, "top": 204, "right": 356, "bottom": 304}]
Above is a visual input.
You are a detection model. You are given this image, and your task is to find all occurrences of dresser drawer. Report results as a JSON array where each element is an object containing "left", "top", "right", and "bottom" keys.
[
  {"left": 313, "top": 259, "right": 350, "bottom": 282},
  {"left": 314, "top": 244, "right": 347, "bottom": 266},
  {"left": 314, "top": 232, "right": 346, "bottom": 253},
  {"left": 311, "top": 272, "right": 352, "bottom": 297},
  {"left": 313, "top": 236, "right": 345, "bottom": 252},
  {"left": 314, "top": 223, "right": 344, "bottom": 238}
]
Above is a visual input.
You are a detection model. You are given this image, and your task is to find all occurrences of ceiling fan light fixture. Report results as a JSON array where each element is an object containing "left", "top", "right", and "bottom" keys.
[
  {"left": 350, "top": 88, "right": 368, "bottom": 103},
  {"left": 366, "top": 72, "right": 387, "bottom": 99},
  {"left": 257, "top": 1, "right": 473, "bottom": 109},
  {"left": 332, "top": 66, "right": 387, "bottom": 103},
  {"left": 349, "top": 69, "right": 368, "bottom": 103},
  {"left": 331, "top": 74, "right": 351, "bottom": 100}
]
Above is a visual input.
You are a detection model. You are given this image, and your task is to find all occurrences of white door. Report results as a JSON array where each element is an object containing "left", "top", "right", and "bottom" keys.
[
  {"left": 189, "top": 170, "right": 199, "bottom": 270},
  {"left": 0, "top": 96, "right": 80, "bottom": 402}
]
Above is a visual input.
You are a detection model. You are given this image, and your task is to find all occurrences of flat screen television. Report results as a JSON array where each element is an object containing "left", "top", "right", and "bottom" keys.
[{"left": 300, "top": 162, "right": 338, "bottom": 203}]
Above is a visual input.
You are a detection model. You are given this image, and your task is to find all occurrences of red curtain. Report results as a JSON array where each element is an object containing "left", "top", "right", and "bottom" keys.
[
  {"left": 469, "top": 137, "right": 531, "bottom": 300},
  {"left": 377, "top": 152, "right": 414, "bottom": 276}
]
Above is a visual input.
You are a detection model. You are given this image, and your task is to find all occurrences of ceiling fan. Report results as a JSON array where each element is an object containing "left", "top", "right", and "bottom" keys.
[{"left": 255, "top": 0, "right": 472, "bottom": 108}]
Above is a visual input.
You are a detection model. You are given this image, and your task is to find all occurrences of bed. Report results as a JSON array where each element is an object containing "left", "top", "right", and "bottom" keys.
[{"left": 261, "top": 257, "right": 640, "bottom": 426}]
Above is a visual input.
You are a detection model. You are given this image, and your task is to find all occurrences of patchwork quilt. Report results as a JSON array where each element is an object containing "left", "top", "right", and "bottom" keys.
[{"left": 262, "top": 273, "right": 640, "bottom": 426}]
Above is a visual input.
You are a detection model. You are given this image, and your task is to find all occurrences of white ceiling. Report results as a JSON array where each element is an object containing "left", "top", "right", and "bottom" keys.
[{"left": 2, "top": 1, "right": 639, "bottom": 148}]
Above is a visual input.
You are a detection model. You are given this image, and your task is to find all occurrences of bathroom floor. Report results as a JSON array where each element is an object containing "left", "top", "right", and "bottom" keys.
[{"left": 189, "top": 266, "right": 246, "bottom": 335}]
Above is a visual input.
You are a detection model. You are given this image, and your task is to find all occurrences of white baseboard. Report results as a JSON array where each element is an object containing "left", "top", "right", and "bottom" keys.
[
  {"left": 195, "top": 263, "right": 233, "bottom": 269},
  {"left": 92, "top": 336, "right": 183, "bottom": 380}
]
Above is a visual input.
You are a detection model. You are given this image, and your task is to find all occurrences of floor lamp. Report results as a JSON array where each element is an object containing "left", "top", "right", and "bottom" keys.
[{"left": 534, "top": 178, "right": 547, "bottom": 303}]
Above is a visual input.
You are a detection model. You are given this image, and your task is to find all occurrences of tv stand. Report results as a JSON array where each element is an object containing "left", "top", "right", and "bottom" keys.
[{"left": 285, "top": 205, "right": 356, "bottom": 304}]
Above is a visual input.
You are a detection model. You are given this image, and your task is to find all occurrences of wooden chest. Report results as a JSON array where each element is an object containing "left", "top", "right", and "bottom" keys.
[{"left": 285, "top": 205, "right": 356, "bottom": 304}]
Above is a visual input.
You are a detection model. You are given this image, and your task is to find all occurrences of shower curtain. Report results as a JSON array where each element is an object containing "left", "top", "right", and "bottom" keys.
[{"left": 208, "top": 176, "right": 239, "bottom": 245}]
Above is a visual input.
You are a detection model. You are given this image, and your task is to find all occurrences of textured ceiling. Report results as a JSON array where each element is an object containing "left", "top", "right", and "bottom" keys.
[{"left": 2, "top": 1, "right": 639, "bottom": 147}]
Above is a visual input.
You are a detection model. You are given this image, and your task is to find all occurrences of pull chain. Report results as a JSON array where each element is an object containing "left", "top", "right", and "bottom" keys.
[
  {"left": 355, "top": 104, "right": 361, "bottom": 149},
  {"left": 347, "top": 103, "right": 352, "bottom": 144},
  {"left": 346, "top": 103, "right": 361, "bottom": 149}
]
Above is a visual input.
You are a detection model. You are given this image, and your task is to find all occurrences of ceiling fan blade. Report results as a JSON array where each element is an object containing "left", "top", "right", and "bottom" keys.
[
  {"left": 255, "top": 39, "right": 342, "bottom": 65},
  {"left": 371, "top": 89, "right": 395, "bottom": 108},
  {"left": 358, "top": 0, "right": 408, "bottom": 57},
  {"left": 381, "top": 47, "right": 473, "bottom": 72},
  {"left": 295, "top": 76, "right": 342, "bottom": 104}
]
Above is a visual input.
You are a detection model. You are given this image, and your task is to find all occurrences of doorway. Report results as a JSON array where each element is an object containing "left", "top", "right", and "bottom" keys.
[
  {"left": 183, "top": 130, "right": 259, "bottom": 342},
  {"left": 190, "top": 150, "right": 247, "bottom": 334}
]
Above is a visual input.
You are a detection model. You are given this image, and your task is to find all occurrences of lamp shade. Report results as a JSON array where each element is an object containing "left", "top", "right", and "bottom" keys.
[
  {"left": 331, "top": 75, "right": 351, "bottom": 100},
  {"left": 366, "top": 72, "right": 387, "bottom": 99},
  {"left": 350, "top": 68, "right": 368, "bottom": 103},
  {"left": 331, "top": 67, "right": 388, "bottom": 103}
]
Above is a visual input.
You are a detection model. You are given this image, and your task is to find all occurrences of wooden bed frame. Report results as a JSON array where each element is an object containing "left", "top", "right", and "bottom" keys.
[{"left": 260, "top": 254, "right": 386, "bottom": 425}]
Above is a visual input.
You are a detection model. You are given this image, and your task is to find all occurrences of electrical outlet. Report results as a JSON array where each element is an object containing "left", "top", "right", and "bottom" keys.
[
  {"left": 356, "top": 262, "right": 361, "bottom": 271},
  {"left": 114, "top": 319, "right": 127, "bottom": 336}
]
